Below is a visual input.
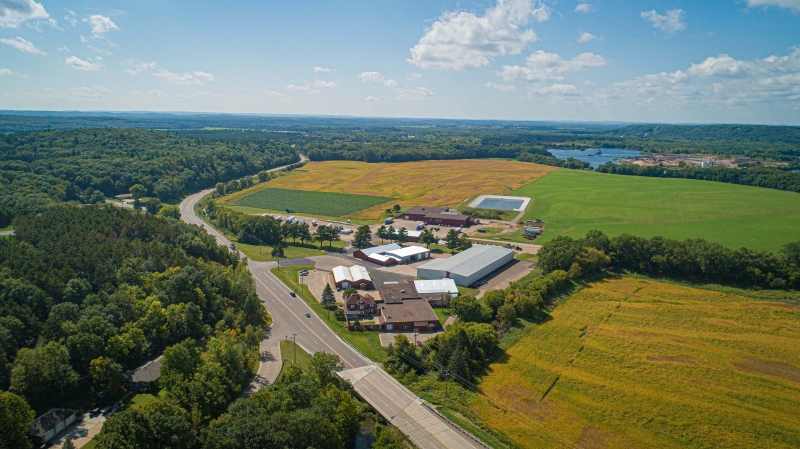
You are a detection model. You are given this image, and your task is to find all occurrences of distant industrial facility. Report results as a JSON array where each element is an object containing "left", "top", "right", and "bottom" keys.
[{"left": 416, "top": 245, "right": 514, "bottom": 286}]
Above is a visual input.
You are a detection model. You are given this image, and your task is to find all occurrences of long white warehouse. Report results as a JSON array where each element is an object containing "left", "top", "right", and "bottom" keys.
[{"left": 416, "top": 245, "right": 514, "bottom": 287}]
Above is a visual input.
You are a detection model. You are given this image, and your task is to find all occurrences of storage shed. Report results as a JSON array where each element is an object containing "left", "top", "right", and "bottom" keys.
[
  {"left": 332, "top": 265, "right": 373, "bottom": 289},
  {"left": 416, "top": 245, "right": 514, "bottom": 286}
]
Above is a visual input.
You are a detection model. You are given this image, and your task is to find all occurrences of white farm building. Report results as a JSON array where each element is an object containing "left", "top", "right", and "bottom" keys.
[
  {"left": 332, "top": 265, "right": 373, "bottom": 289},
  {"left": 416, "top": 245, "right": 514, "bottom": 287}
]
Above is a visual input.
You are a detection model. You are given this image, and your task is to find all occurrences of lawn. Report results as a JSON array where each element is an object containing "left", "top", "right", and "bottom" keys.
[
  {"left": 220, "top": 159, "right": 556, "bottom": 220},
  {"left": 471, "top": 277, "right": 800, "bottom": 448},
  {"left": 513, "top": 168, "right": 800, "bottom": 252},
  {"left": 236, "top": 240, "right": 346, "bottom": 262},
  {"left": 124, "top": 393, "right": 157, "bottom": 410},
  {"left": 279, "top": 339, "right": 313, "bottom": 373},
  {"left": 434, "top": 307, "right": 452, "bottom": 324},
  {"left": 270, "top": 266, "right": 387, "bottom": 362},
  {"left": 237, "top": 188, "right": 393, "bottom": 217}
]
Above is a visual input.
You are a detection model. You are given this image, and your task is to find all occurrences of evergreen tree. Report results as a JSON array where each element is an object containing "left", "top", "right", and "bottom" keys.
[
  {"left": 352, "top": 225, "right": 372, "bottom": 249},
  {"left": 444, "top": 229, "right": 460, "bottom": 252}
]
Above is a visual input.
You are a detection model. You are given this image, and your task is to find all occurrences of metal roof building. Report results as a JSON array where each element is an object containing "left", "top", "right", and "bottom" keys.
[
  {"left": 414, "top": 279, "right": 459, "bottom": 297},
  {"left": 416, "top": 245, "right": 514, "bottom": 287},
  {"left": 332, "top": 265, "right": 373, "bottom": 289},
  {"left": 383, "top": 246, "right": 430, "bottom": 264}
]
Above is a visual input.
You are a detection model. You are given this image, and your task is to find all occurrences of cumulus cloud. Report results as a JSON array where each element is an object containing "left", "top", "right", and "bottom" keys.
[
  {"left": 746, "top": 0, "right": 800, "bottom": 10},
  {"left": 597, "top": 47, "right": 800, "bottom": 108},
  {"left": 641, "top": 9, "right": 686, "bottom": 35},
  {"left": 498, "top": 50, "right": 606, "bottom": 82},
  {"left": 185, "top": 91, "right": 221, "bottom": 99},
  {"left": 69, "top": 85, "right": 112, "bottom": 97},
  {"left": 124, "top": 61, "right": 157, "bottom": 75},
  {"left": 57, "top": 45, "right": 68, "bottom": 52},
  {"left": 312, "top": 66, "right": 332, "bottom": 72},
  {"left": 0, "top": 0, "right": 49, "bottom": 28},
  {"left": 65, "top": 56, "right": 103, "bottom": 71},
  {"left": 154, "top": 69, "right": 215, "bottom": 85},
  {"left": 356, "top": 71, "right": 397, "bottom": 87},
  {"left": 407, "top": 72, "right": 422, "bottom": 80},
  {"left": 574, "top": 3, "right": 594, "bottom": 13},
  {"left": 357, "top": 71, "right": 385, "bottom": 83},
  {"left": 527, "top": 83, "right": 578, "bottom": 95},
  {"left": 287, "top": 83, "right": 310, "bottom": 90},
  {"left": 486, "top": 82, "right": 516, "bottom": 92},
  {"left": 262, "top": 90, "right": 285, "bottom": 97},
  {"left": 315, "top": 79, "right": 339, "bottom": 88},
  {"left": 578, "top": 31, "right": 599, "bottom": 42},
  {"left": 0, "top": 36, "right": 44, "bottom": 54},
  {"left": 148, "top": 90, "right": 168, "bottom": 97},
  {"left": 364, "top": 96, "right": 383, "bottom": 101},
  {"left": 64, "top": 10, "right": 76, "bottom": 26},
  {"left": 83, "top": 15, "right": 118, "bottom": 38},
  {"left": 408, "top": 0, "right": 551, "bottom": 70},
  {"left": 396, "top": 86, "right": 435, "bottom": 100},
  {"left": 0, "top": 68, "right": 12, "bottom": 75}
]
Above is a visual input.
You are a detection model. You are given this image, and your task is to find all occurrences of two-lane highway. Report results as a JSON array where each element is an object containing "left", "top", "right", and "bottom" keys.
[{"left": 179, "top": 166, "right": 487, "bottom": 448}]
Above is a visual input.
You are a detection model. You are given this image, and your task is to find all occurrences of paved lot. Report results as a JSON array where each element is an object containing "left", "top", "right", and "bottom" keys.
[
  {"left": 48, "top": 414, "right": 105, "bottom": 449},
  {"left": 244, "top": 343, "right": 282, "bottom": 396},
  {"left": 475, "top": 260, "right": 532, "bottom": 298}
]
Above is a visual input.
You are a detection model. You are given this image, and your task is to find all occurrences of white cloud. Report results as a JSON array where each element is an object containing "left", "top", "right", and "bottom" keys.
[
  {"left": 746, "top": 0, "right": 800, "bottom": 11},
  {"left": 83, "top": 15, "right": 118, "bottom": 38},
  {"left": 407, "top": 0, "right": 550, "bottom": 70},
  {"left": 64, "top": 10, "right": 76, "bottom": 26},
  {"left": 597, "top": 47, "right": 800, "bottom": 107},
  {"left": 261, "top": 90, "right": 284, "bottom": 97},
  {"left": 148, "top": 90, "right": 168, "bottom": 97},
  {"left": 407, "top": 72, "right": 422, "bottom": 80},
  {"left": 185, "top": 91, "right": 221, "bottom": 99},
  {"left": 79, "top": 35, "right": 87, "bottom": 44},
  {"left": 70, "top": 85, "right": 112, "bottom": 97},
  {"left": 364, "top": 96, "right": 383, "bottom": 101},
  {"left": 574, "top": 3, "right": 594, "bottom": 13},
  {"left": 312, "top": 66, "right": 332, "bottom": 72},
  {"left": 396, "top": 86, "right": 435, "bottom": 100},
  {"left": 57, "top": 45, "right": 68, "bottom": 52},
  {"left": 498, "top": 50, "right": 606, "bottom": 82},
  {"left": 357, "top": 71, "right": 385, "bottom": 83},
  {"left": 65, "top": 56, "right": 103, "bottom": 71},
  {"left": 486, "top": 82, "right": 516, "bottom": 92},
  {"left": 287, "top": 83, "right": 310, "bottom": 90},
  {"left": 357, "top": 71, "right": 397, "bottom": 87},
  {"left": 315, "top": 79, "right": 339, "bottom": 88},
  {"left": 154, "top": 69, "right": 215, "bottom": 85},
  {"left": 0, "top": 68, "right": 12, "bottom": 75},
  {"left": 124, "top": 61, "right": 157, "bottom": 75},
  {"left": 641, "top": 9, "right": 686, "bottom": 35},
  {"left": 527, "top": 83, "right": 578, "bottom": 95},
  {"left": 0, "top": 0, "right": 49, "bottom": 28},
  {"left": 578, "top": 31, "right": 599, "bottom": 43},
  {"left": 0, "top": 36, "right": 44, "bottom": 54}
]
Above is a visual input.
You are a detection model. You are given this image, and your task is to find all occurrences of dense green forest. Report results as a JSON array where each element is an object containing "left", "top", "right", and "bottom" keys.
[
  {"left": 0, "top": 206, "right": 267, "bottom": 419},
  {"left": 0, "top": 128, "right": 299, "bottom": 225}
]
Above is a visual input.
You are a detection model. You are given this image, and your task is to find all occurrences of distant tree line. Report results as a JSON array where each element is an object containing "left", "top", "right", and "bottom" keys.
[
  {"left": 0, "top": 128, "right": 299, "bottom": 225},
  {"left": 595, "top": 162, "right": 800, "bottom": 193}
]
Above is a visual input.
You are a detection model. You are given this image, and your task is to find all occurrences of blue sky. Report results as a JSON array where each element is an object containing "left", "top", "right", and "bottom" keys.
[{"left": 1, "top": 0, "right": 799, "bottom": 124}]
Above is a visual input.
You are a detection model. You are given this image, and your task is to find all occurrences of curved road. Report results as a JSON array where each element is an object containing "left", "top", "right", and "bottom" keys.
[{"left": 179, "top": 163, "right": 486, "bottom": 449}]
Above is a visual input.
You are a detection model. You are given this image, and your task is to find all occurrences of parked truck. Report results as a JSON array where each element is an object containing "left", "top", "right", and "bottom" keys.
[
  {"left": 286, "top": 216, "right": 296, "bottom": 223},
  {"left": 384, "top": 217, "right": 394, "bottom": 225}
]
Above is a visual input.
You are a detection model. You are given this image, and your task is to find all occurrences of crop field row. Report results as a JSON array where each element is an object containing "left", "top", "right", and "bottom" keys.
[
  {"left": 222, "top": 160, "right": 557, "bottom": 219},
  {"left": 237, "top": 187, "right": 393, "bottom": 217},
  {"left": 471, "top": 278, "right": 800, "bottom": 448}
]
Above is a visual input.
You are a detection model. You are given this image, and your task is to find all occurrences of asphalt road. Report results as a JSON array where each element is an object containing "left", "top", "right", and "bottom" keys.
[{"left": 178, "top": 164, "right": 486, "bottom": 449}]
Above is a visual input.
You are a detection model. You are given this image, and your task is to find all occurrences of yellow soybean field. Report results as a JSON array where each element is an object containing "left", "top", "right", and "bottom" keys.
[
  {"left": 471, "top": 278, "right": 800, "bottom": 448},
  {"left": 220, "top": 159, "right": 557, "bottom": 219}
]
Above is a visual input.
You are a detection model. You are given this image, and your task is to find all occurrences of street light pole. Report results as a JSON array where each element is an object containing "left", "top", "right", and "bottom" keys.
[{"left": 290, "top": 333, "right": 298, "bottom": 364}]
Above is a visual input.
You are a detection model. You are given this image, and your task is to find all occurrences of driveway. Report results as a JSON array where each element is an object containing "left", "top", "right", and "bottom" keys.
[
  {"left": 48, "top": 414, "right": 106, "bottom": 449},
  {"left": 476, "top": 260, "right": 533, "bottom": 298}
]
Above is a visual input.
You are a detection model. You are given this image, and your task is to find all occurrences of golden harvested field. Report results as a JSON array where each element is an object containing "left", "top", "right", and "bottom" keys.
[
  {"left": 220, "top": 160, "right": 556, "bottom": 219},
  {"left": 471, "top": 278, "right": 800, "bottom": 449}
]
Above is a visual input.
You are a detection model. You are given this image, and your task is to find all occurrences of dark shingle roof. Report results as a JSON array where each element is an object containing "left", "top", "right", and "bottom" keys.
[
  {"left": 29, "top": 409, "right": 78, "bottom": 437},
  {"left": 128, "top": 355, "right": 164, "bottom": 383}
]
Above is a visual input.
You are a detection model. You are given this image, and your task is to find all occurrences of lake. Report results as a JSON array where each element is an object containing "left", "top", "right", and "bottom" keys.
[{"left": 548, "top": 148, "right": 644, "bottom": 169}]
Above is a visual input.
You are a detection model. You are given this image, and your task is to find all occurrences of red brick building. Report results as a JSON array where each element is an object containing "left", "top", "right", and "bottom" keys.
[
  {"left": 344, "top": 292, "right": 378, "bottom": 317},
  {"left": 402, "top": 206, "right": 470, "bottom": 227}
]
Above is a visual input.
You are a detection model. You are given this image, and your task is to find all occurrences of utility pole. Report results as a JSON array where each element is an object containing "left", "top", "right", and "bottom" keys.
[
  {"left": 290, "top": 333, "right": 298, "bottom": 364},
  {"left": 414, "top": 328, "right": 418, "bottom": 347}
]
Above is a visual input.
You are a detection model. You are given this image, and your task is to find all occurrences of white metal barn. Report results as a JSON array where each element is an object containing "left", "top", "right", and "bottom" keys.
[
  {"left": 416, "top": 245, "right": 514, "bottom": 286},
  {"left": 332, "top": 265, "right": 373, "bottom": 289}
]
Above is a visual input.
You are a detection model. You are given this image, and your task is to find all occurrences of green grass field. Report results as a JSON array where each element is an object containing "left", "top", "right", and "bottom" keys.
[
  {"left": 279, "top": 339, "right": 313, "bottom": 374},
  {"left": 238, "top": 188, "right": 392, "bottom": 217},
  {"left": 514, "top": 169, "right": 800, "bottom": 251},
  {"left": 236, "top": 240, "right": 346, "bottom": 262}
]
